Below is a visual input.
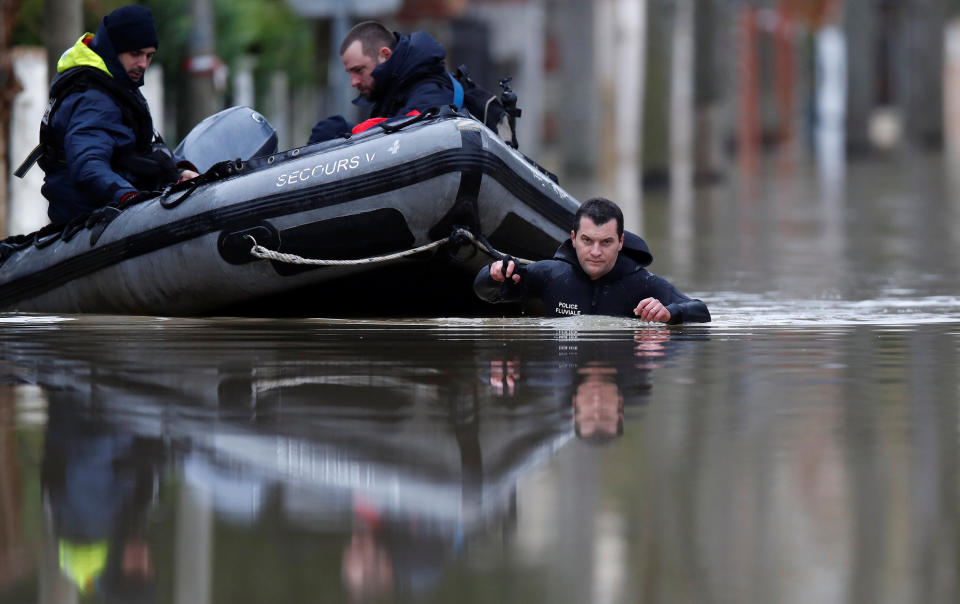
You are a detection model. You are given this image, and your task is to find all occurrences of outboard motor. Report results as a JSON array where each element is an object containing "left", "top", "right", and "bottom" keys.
[
  {"left": 498, "top": 77, "right": 522, "bottom": 149},
  {"left": 174, "top": 106, "right": 278, "bottom": 174}
]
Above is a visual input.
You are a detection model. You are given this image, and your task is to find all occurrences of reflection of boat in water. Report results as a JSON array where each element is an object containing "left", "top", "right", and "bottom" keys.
[
  {"left": 4, "top": 318, "right": 707, "bottom": 600},
  {"left": 7, "top": 321, "right": 574, "bottom": 532},
  {"left": 181, "top": 372, "right": 574, "bottom": 528},
  {"left": 0, "top": 107, "right": 579, "bottom": 316},
  {"left": 7, "top": 319, "right": 706, "bottom": 530}
]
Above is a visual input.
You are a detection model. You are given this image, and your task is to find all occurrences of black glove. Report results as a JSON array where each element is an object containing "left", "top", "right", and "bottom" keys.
[{"left": 499, "top": 254, "right": 527, "bottom": 280}]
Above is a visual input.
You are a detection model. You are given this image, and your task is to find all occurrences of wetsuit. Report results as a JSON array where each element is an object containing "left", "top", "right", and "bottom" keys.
[{"left": 474, "top": 240, "right": 711, "bottom": 324}]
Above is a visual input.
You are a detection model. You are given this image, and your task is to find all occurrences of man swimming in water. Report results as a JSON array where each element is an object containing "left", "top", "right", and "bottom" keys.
[{"left": 474, "top": 197, "right": 711, "bottom": 323}]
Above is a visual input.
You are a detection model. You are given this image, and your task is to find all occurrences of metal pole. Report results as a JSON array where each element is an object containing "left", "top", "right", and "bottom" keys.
[{"left": 330, "top": 1, "right": 352, "bottom": 117}]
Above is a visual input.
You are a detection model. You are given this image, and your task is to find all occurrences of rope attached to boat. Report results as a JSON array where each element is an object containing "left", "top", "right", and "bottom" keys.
[{"left": 244, "top": 228, "right": 534, "bottom": 267}]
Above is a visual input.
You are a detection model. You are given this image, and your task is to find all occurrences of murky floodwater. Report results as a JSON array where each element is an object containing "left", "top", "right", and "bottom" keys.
[{"left": 2, "top": 154, "right": 960, "bottom": 603}]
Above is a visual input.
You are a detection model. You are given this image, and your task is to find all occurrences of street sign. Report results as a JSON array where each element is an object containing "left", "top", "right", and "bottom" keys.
[{"left": 286, "top": 0, "right": 401, "bottom": 18}]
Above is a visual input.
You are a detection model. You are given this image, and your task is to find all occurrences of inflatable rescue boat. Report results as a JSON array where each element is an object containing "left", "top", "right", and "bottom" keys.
[{"left": 0, "top": 106, "right": 581, "bottom": 316}]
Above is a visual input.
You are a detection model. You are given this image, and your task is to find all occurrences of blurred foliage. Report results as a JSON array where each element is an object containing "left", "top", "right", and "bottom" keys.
[
  {"left": 13, "top": 0, "right": 159, "bottom": 46},
  {"left": 144, "top": 0, "right": 317, "bottom": 137},
  {"left": 143, "top": 0, "right": 317, "bottom": 87},
  {"left": 10, "top": 0, "right": 318, "bottom": 102},
  {"left": 9, "top": 0, "right": 42, "bottom": 46}
]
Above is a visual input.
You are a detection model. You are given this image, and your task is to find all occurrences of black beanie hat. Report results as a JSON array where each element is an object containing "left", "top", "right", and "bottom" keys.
[{"left": 104, "top": 5, "right": 159, "bottom": 54}]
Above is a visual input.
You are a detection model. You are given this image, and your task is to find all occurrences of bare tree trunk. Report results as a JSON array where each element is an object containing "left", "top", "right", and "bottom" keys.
[
  {"left": 896, "top": 0, "right": 944, "bottom": 149},
  {"left": 184, "top": 0, "right": 218, "bottom": 132},
  {"left": 44, "top": 0, "right": 81, "bottom": 81},
  {"left": 552, "top": 0, "right": 596, "bottom": 177},
  {"left": 669, "top": 0, "right": 694, "bottom": 198},
  {"left": 844, "top": 0, "right": 876, "bottom": 154},
  {"left": 737, "top": 6, "right": 761, "bottom": 180},
  {"left": 1, "top": 0, "right": 25, "bottom": 238},
  {"left": 0, "top": 390, "right": 28, "bottom": 586},
  {"left": 693, "top": 0, "right": 728, "bottom": 183},
  {"left": 596, "top": 0, "right": 646, "bottom": 233},
  {"left": 174, "top": 484, "right": 213, "bottom": 604},
  {"left": 669, "top": 0, "right": 694, "bottom": 279},
  {"left": 945, "top": 19, "right": 960, "bottom": 167},
  {"left": 328, "top": 9, "right": 352, "bottom": 118},
  {"left": 617, "top": 0, "right": 646, "bottom": 233}
]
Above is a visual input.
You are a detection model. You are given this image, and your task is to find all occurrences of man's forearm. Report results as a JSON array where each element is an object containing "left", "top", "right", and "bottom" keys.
[
  {"left": 665, "top": 299, "right": 711, "bottom": 324},
  {"left": 473, "top": 268, "right": 524, "bottom": 304}
]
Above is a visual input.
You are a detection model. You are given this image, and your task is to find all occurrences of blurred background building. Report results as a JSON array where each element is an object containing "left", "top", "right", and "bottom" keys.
[{"left": 2, "top": 0, "right": 958, "bottom": 235}]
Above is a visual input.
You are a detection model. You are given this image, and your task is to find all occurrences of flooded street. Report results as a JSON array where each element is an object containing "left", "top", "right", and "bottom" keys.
[{"left": 3, "top": 154, "right": 960, "bottom": 603}]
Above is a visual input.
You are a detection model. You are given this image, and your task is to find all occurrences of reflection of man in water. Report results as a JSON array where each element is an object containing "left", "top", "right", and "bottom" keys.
[
  {"left": 572, "top": 364, "right": 625, "bottom": 440},
  {"left": 485, "top": 328, "right": 685, "bottom": 442},
  {"left": 342, "top": 529, "right": 394, "bottom": 600},
  {"left": 340, "top": 497, "right": 453, "bottom": 601},
  {"left": 41, "top": 395, "right": 163, "bottom": 600},
  {"left": 489, "top": 358, "right": 520, "bottom": 397}
]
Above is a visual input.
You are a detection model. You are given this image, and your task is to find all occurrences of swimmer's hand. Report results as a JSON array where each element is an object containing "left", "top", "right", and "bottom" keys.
[
  {"left": 634, "top": 297, "right": 671, "bottom": 323},
  {"left": 489, "top": 259, "right": 522, "bottom": 283}
]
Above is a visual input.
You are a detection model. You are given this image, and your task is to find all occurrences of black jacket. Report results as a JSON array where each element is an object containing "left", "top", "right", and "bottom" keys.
[
  {"left": 40, "top": 26, "right": 175, "bottom": 224},
  {"left": 308, "top": 31, "right": 454, "bottom": 144},
  {"left": 474, "top": 240, "right": 711, "bottom": 324},
  {"left": 363, "top": 30, "right": 452, "bottom": 118}
]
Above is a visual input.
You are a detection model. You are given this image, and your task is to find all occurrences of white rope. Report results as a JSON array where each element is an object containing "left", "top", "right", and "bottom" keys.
[
  {"left": 245, "top": 235, "right": 450, "bottom": 266},
  {"left": 245, "top": 228, "right": 535, "bottom": 267}
]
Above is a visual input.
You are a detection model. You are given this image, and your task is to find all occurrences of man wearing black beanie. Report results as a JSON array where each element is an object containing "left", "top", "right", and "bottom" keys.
[{"left": 19, "top": 4, "right": 197, "bottom": 224}]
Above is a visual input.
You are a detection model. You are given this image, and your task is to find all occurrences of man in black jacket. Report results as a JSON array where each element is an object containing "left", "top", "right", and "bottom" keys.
[
  {"left": 308, "top": 21, "right": 455, "bottom": 143},
  {"left": 474, "top": 197, "right": 711, "bottom": 324},
  {"left": 32, "top": 5, "right": 196, "bottom": 224}
]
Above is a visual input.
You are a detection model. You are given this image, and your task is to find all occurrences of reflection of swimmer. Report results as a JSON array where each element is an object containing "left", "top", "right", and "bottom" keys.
[
  {"left": 41, "top": 395, "right": 164, "bottom": 601},
  {"left": 572, "top": 364, "right": 625, "bottom": 441},
  {"left": 483, "top": 328, "right": 704, "bottom": 442},
  {"left": 489, "top": 359, "right": 521, "bottom": 397},
  {"left": 342, "top": 526, "right": 395, "bottom": 601},
  {"left": 632, "top": 328, "right": 671, "bottom": 369}
]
